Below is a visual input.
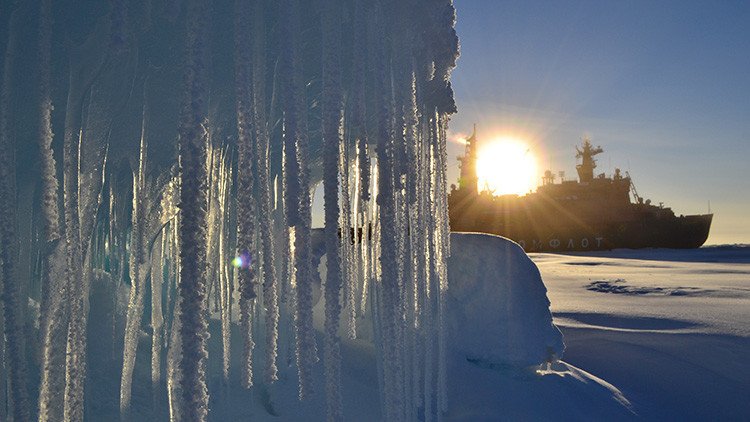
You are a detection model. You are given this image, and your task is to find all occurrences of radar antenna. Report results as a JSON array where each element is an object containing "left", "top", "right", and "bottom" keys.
[
  {"left": 575, "top": 138, "right": 604, "bottom": 183},
  {"left": 542, "top": 170, "right": 555, "bottom": 186}
]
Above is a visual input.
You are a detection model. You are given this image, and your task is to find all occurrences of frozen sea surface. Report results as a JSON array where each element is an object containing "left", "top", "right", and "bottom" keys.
[{"left": 532, "top": 246, "right": 750, "bottom": 420}]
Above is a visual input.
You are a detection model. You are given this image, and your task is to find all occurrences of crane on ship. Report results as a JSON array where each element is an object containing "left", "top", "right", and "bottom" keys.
[{"left": 625, "top": 171, "right": 644, "bottom": 204}]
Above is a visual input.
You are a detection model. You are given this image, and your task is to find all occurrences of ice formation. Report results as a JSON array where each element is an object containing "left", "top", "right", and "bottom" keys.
[{"left": 0, "top": 0, "right": 458, "bottom": 420}]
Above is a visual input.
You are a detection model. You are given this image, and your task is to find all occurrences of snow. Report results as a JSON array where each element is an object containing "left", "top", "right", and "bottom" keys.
[
  {"left": 447, "top": 233, "right": 563, "bottom": 367},
  {"left": 536, "top": 248, "right": 750, "bottom": 338},
  {"left": 534, "top": 246, "right": 750, "bottom": 420}
]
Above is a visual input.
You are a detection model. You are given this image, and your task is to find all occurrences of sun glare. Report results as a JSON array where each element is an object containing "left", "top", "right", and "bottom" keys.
[{"left": 476, "top": 139, "right": 538, "bottom": 196}]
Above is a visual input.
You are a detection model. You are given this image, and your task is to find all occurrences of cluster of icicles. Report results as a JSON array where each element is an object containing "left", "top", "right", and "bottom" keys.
[{"left": 0, "top": 0, "right": 458, "bottom": 420}]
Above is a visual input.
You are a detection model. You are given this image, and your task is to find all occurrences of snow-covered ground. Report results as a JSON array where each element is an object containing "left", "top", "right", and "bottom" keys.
[
  {"left": 533, "top": 246, "right": 750, "bottom": 420},
  {"left": 86, "top": 234, "right": 749, "bottom": 420}
]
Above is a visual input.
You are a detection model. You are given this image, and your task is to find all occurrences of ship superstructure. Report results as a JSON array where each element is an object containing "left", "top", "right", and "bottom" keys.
[{"left": 448, "top": 132, "right": 713, "bottom": 252}]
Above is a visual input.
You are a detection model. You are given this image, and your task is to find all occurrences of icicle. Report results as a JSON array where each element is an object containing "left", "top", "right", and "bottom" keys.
[
  {"left": 36, "top": 0, "right": 67, "bottom": 418},
  {"left": 281, "top": 0, "right": 318, "bottom": 400},
  {"left": 167, "top": 295, "right": 183, "bottom": 422},
  {"left": 274, "top": 155, "right": 293, "bottom": 383},
  {"left": 280, "top": 0, "right": 302, "bottom": 228},
  {"left": 353, "top": 0, "right": 371, "bottom": 204},
  {"left": 120, "top": 90, "right": 151, "bottom": 418},
  {"left": 165, "top": 213, "right": 180, "bottom": 356},
  {"left": 348, "top": 0, "right": 369, "bottom": 337},
  {"left": 37, "top": 240, "right": 68, "bottom": 422},
  {"left": 389, "top": 37, "right": 415, "bottom": 419},
  {"left": 322, "top": 0, "right": 345, "bottom": 417},
  {"left": 177, "top": 0, "right": 211, "bottom": 419},
  {"left": 252, "top": 0, "right": 280, "bottom": 384},
  {"left": 404, "top": 68, "right": 422, "bottom": 421},
  {"left": 278, "top": 147, "right": 292, "bottom": 305},
  {"left": 234, "top": 0, "right": 258, "bottom": 389},
  {"left": 62, "top": 122, "right": 85, "bottom": 422},
  {"left": 206, "top": 146, "right": 219, "bottom": 315},
  {"left": 217, "top": 147, "right": 233, "bottom": 383},
  {"left": 371, "top": 276, "right": 386, "bottom": 419},
  {"left": 374, "top": 48, "right": 406, "bottom": 422},
  {"left": 429, "top": 124, "right": 440, "bottom": 422},
  {"left": 358, "top": 141, "right": 371, "bottom": 203},
  {"left": 204, "top": 144, "right": 231, "bottom": 381},
  {"left": 360, "top": 162, "right": 378, "bottom": 316},
  {"left": 37, "top": 0, "right": 60, "bottom": 243},
  {"left": 0, "top": 7, "right": 30, "bottom": 420},
  {"left": 293, "top": 120, "right": 317, "bottom": 401},
  {"left": 342, "top": 139, "right": 356, "bottom": 340},
  {"left": 436, "top": 114, "right": 450, "bottom": 415},
  {"left": 110, "top": 185, "right": 123, "bottom": 364},
  {"left": 285, "top": 225, "right": 297, "bottom": 367},
  {"left": 152, "top": 231, "right": 166, "bottom": 402}
]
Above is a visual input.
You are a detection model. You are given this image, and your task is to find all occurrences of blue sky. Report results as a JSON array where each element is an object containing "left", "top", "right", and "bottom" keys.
[{"left": 446, "top": 0, "right": 750, "bottom": 244}]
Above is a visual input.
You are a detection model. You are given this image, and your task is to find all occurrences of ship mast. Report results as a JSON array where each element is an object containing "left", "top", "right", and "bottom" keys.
[
  {"left": 458, "top": 124, "right": 479, "bottom": 194},
  {"left": 575, "top": 138, "right": 603, "bottom": 183}
]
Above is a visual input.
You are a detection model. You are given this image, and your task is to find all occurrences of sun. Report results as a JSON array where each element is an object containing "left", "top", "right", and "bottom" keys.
[{"left": 476, "top": 138, "right": 538, "bottom": 196}]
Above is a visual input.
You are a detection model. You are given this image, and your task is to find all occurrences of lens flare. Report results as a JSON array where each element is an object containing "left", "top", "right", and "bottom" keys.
[{"left": 232, "top": 250, "right": 252, "bottom": 269}]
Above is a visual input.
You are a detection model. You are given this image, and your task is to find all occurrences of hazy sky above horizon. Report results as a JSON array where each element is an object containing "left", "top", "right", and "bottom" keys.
[{"left": 446, "top": 0, "right": 750, "bottom": 244}]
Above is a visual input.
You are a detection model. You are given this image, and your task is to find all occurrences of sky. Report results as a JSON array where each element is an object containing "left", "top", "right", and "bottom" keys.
[{"left": 447, "top": 0, "right": 750, "bottom": 245}]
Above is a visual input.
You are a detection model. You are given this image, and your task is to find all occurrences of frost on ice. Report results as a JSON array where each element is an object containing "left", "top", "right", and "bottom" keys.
[{"left": 0, "top": 0, "right": 459, "bottom": 420}]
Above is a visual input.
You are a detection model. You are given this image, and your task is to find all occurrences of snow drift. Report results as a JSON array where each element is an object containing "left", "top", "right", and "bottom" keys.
[{"left": 447, "top": 233, "right": 564, "bottom": 367}]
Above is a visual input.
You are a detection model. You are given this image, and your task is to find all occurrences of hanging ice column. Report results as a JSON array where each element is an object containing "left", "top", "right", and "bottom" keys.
[
  {"left": 251, "top": 0, "right": 280, "bottom": 385},
  {"left": 177, "top": 0, "right": 211, "bottom": 420},
  {"left": 0, "top": 6, "right": 30, "bottom": 420},
  {"left": 234, "top": 0, "right": 260, "bottom": 391},
  {"left": 279, "top": 0, "right": 318, "bottom": 402}
]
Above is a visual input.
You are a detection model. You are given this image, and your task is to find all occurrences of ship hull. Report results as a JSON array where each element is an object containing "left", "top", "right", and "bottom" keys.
[
  {"left": 503, "top": 214, "right": 713, "bottom": 252},
  {"left": 448, "top": 193, "right": 713, "bottom": 252}
]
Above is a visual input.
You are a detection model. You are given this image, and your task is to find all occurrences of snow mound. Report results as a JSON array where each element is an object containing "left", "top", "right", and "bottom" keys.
[
  {"left": 444, "top": 233, "right": 633, "bottom": 420},
  {"left": 447, "top": 233, "right": 564, "bottom": 367}
]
